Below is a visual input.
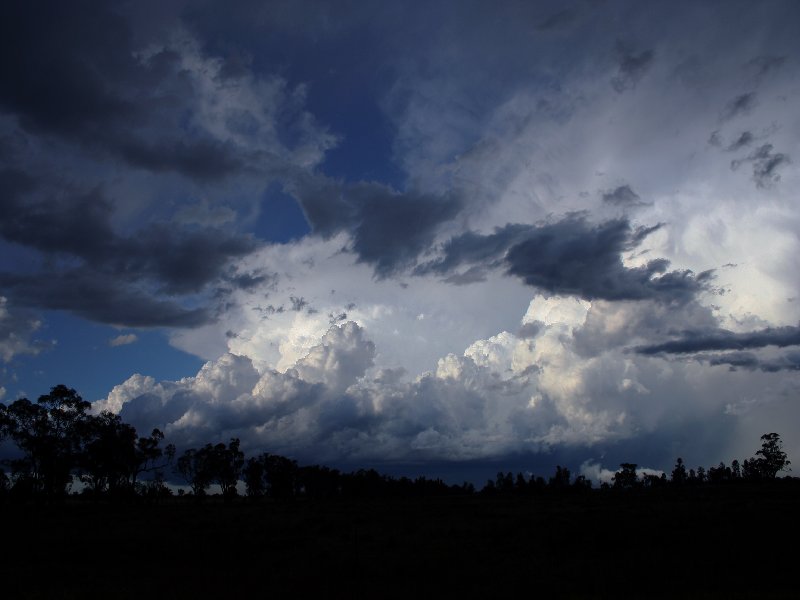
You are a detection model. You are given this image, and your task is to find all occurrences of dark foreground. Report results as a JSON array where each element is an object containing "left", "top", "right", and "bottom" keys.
[{"left": 2, "top": 482, "right": 798, "bottom": 599}]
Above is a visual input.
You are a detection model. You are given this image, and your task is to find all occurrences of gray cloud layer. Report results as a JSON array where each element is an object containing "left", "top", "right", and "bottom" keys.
[
  {"left": 418, "top": 216, "right": 710, "bottom": 302},
  {"left": 289, "top": 175, "right": 463, "bottom": 277},
  {"left": 635, "top": 325, "right": 800, "bottom": 355},
  {"left": 0, "top": 168, "right": 258, "bottom": 326}
]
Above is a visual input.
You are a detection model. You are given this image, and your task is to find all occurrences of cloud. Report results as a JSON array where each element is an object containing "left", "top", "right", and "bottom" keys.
[
  {"left": 730, "top": 143, "right": 791, "bottom": 188},
  {"left": 611, "top": 43, "right": 655, "bottom": 93},
  {"left": 601, "top": 184, "right": 650, "bottom": 208},
  {"left": 747, "top": 55, "right": 787, "bottom": 78},
  {"left": 721, "top": 92, "right": 757, "bottom": 121},
  {"left": 6, "top": 1, "right": 800, "bottom": 475},
  {"left": 98, "top": 295, "right": 800, "bottom": 469},
  {"left": 0, "top": 4, "right": 338, "bottom": 329},
  {"left": 725, "top": 131, "right": 754, "bottom": 152},
  {"left": 109, "top": 333, "right": 138, "bottom": 347},
  {"left": 705, "top": 351, "right": 800, "bottom": 373},
  {"left": 736, "top": 144, "right": 790, "bottom": 189},
  {"left": 0, "top": 171, "right": 257, "bottom": 326},
  {"left": 634, "top": 325, "right": 800, "bottom": 355},
  {"left": 418, "top": 216, "right": 709, "bottom": 303},
  {"left": 289, "top": 175, "right": 463, "bottom": 277},
  {"left": 293, "top": 321, "right": 376, "bottom": 393},
  {"left": 175, "top": 200, "right": 237, "bottom": 227},
  {"left": 0, "top": 270, "right": 211, "bottom": 328},
  {"left": 0, "top": 3, "right": 335, "bottom": 180},
  {"left": 0, "top": 296, "right": 49, "bottom": 362}
]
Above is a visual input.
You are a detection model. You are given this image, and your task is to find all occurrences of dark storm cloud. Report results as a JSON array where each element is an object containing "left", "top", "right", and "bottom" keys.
[
  {"left": 635, "top": 325, "right": 800, "bottom": 355},
  {"left": 415, "top": 223, "right": 533, "bottom": 277},
  {"left": 116, "top": 139, "right": 244, "bottom": 181},
  {"left": 0, "top": 0, "right": 135, "bottom": 136},
  {"left": 0, "top": 177, "right": 256, "bottom": 292},
  {"left": 601, "top": 184, "right": 650, "bottom": 208},
  {"left": 0, "top": 1, "right": 244, "bottom": 180},
  {"left": 0, "top": 270, "right": 210, "bottom": 328},
  {"left": 611, "top": 43, "right": 655, "bottom": 93},
  {"left": 0, "top": 170, "right": 256, "bottom": 326},
  {"left": 504, "top": 220, "right": 706, "bottom": 302},
  {"left": 705, "top": 351, "right": 800, "bottom": 373},
  {"left": 721, "top": 92, "right": 757, "bottom": 121},
  {"left": 726, "top": 131, "right": 754, "bottom": 152},
  {"left": 289, "top": 176, "right": 463, "bottom": 277},
  {"left": 418, "top": 216, "right": 708, "bottom": 303},
  {"left": 730, "top": 144, "right": 790, "bottom": 188}
]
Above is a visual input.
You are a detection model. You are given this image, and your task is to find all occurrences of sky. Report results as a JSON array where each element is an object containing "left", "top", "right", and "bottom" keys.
[{"left": 1, "top": 0, "right": 799, "bottom": 483}]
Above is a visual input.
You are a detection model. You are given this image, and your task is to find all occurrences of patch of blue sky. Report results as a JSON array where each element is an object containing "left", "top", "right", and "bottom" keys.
[
  {"left": 2, "top": 311, "right": 203, "bottom": 404},
  {"left": 254, "top": 183, "right": 312, "bottom": 244}
]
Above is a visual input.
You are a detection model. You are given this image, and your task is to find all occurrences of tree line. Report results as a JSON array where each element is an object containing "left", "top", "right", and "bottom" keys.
[{"left": 0, "top": 385, "right": 792, "bottom": 503}]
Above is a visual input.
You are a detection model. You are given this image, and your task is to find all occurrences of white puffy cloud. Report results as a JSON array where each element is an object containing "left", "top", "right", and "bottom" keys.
[{"left": 100, "top": 288, "right": 800, "bottom": 469}]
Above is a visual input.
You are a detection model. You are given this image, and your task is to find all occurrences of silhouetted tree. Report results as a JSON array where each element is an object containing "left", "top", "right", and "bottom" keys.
[
  {"left": 496, "top": 471, "right": 514, "bottom": 493},
  {"left": 1, "top": 385, "right": 91, "bottom": 498},
  {"left": 260, "top": 453, "right": 299, "bottom": 499},
  {"left": 79, "top": 411, "right": 138, "bottom": 496},
  {"left": 549, "top": 465, "right": 571, "bottom": 489},
  {"left": 209, "top": 438, "right": 244, "bottom": 500},
  {"left": 176, "top": 446, "right": 214, "bottom": 498},
  {"left": 297, "top": 465, "right": 342, "bottom": 499},
  {"left": 573, "top": 475, "right": 592, "bottom": 490},
  {"left": 707, "top": 462, "right": 732, "bottom": 484},
  {"left": 613, "top": 463, "right": 639, "bottom": 490},
  {"left": 671, "top": 458, "right": 687, "bottom": 485},
  {"left": 731, "top": 459, "right": 741, "bottom": 479},
  {"left": 642, "top": 473, "right": 667, "bottom": 489},
  {"left": 753, "top": 433, "right": 791, "bottom": 478},
  {"left": 132, "top": 429, "right": 175, "bottom": 491},
  {"left": 696, "top": 466, "right": 706, "bottom": 483},
  {"left": 243, "top": 457, "right": 266, "bottom": 498}
]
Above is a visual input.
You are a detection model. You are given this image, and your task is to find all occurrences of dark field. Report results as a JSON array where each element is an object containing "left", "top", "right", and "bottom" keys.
[{"left": 2, "top": 483, "right": 798, "bottom": 599}]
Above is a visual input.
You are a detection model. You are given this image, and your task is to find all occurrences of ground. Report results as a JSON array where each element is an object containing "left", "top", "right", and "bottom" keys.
[{"left": 2, "top": 481, "right": 798, "bottom": 598}]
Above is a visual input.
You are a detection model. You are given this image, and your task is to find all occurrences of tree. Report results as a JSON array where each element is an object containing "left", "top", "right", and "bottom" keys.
[
  {"left": 613, "top": 463, "right": 639, "bottom": 490},
  {"left": 753, "top": 433, "right": 791, "bottom": 478},
  {"left": 243, "top": 456, "right": 266, "bottom": 498},
  {"left": 262, "top": 454, "right": 299, "bottom": 499},
  {"left": 549, "top": 465, "right": 571, "bottom": 489},
  {"left": 176, "top": 446, "right": 214, "bottom": 497},
  {"left": 79, "top": 411, "right": 138, "bottom": 496},
  {"left": 80, "top": 416, "right": 173, "bottom": 498},
  {"left": 1, "top": 385, "right": 91, "bottom": 498},
  {"left": 132, "top": 428, "right": 175, "bottom": 491},
  {"left": 671, "top": 458, "right": 687, "bottom": 485},
  {"left": 209, "top": 439, "right": 244, "bottom": 500}
]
